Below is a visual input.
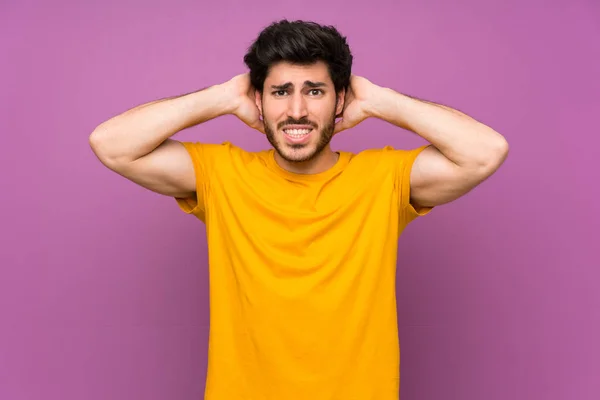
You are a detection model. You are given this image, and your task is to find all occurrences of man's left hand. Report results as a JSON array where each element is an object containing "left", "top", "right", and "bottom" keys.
[{"left": 334, "top": 74, "right": 380, "bottom": 134}]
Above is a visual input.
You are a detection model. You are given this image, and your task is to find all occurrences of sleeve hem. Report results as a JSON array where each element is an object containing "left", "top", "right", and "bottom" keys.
[
  {"left": 400, "top": 144, "right": 434, "bottom": 219},
  {"left": 174, "top": 142, "right": 207, "bottom": 219}
]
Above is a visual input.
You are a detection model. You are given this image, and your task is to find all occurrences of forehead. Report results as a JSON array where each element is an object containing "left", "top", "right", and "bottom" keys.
[{"left": 265, "top": 61, "right": 332, "bottom": 86}]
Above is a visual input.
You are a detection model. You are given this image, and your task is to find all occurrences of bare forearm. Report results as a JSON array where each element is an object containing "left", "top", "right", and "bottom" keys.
[
  {"left": 368, "top": 87, "right": 508, "bottom": 168},
  {"left": 89, "top": 83, "right": 234, "bottom": 164}
]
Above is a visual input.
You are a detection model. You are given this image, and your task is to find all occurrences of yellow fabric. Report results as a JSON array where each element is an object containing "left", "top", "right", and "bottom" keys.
[{"left": 176, "top": 141, "right": 432, "bottom": 400}]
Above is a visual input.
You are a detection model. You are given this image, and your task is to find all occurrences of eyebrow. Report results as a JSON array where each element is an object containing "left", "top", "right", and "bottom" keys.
[{"left": 270, "top": 81, "right": 328, "bottom": 90}]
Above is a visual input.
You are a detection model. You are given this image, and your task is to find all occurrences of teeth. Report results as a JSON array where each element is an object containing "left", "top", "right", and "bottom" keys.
[{"left": 284, "top": 128, "right": 311, "bottom": 137}]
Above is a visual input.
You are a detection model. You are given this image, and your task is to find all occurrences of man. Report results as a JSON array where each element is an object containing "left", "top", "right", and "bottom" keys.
[{"left": 90, "top": 19, "right": 508, "bottom": 400}]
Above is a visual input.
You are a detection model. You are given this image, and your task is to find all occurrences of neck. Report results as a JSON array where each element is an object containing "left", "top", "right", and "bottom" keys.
[{"left": 275, "top": 146, "right": 339, "bottom": 175}]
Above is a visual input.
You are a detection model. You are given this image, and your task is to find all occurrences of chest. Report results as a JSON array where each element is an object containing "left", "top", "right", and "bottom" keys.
[{"left": 207, "top": 172, "right": 399, "bottom": 254}]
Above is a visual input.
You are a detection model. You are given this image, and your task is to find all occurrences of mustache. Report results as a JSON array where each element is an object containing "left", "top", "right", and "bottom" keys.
[{"left": 277, "top": 118, "right": 317, "bottom": 129}]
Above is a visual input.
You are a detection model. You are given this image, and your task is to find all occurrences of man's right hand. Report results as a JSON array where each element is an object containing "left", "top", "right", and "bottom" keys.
[
  {"left": 224, "top": 73, "right": 265, "bottom": 134},
  {"left": 90, "top": 72, "right": 267, "bottom": 200}
]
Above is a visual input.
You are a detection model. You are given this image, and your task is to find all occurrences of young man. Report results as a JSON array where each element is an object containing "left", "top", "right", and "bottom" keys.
[{"left": 90, "top": 19, "right": 508, "bottom": 400}]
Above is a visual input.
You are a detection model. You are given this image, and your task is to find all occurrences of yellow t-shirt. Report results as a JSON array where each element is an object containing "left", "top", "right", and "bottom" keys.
[{"left": 176, "top": 141, "right": 432, "bottom": 400}]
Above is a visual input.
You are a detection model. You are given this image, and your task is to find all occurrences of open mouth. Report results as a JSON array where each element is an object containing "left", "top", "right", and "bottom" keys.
[
  {"left": 281, "top": 126, "right": 314, "bottom": 144},
  {"left": 283, "top": 128, "right": 313, "bottom": 138}
]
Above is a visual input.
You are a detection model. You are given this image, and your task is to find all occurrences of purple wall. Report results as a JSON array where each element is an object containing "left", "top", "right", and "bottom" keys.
[{"left": 1, "top": 1, "right": 598, "bottom": 399}]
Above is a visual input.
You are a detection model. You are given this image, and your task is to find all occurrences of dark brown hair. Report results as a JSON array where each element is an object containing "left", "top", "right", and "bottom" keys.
[{"left": 243, "top": 19, "right": 353, "bottom": 94}]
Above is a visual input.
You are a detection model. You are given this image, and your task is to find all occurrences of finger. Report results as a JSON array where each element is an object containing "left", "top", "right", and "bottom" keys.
[
  {"left": 334, "top": 119, "right": 346, "bottom": 134},
  {"left": 254, "top": 120, "right": 266, "bottom": 134}
]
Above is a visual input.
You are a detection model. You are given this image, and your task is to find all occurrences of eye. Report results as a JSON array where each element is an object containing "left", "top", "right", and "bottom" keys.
[
  {"left": 272, "top": 90, "right": 287, "bottom": 97},
  {"left": 308, "top": 89, "right": 323, "bottom": 96}
]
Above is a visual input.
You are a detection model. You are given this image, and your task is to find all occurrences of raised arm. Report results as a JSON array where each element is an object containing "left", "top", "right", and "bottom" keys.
[
  {"left": 89, "top": 74, "right": 264, "bottom": 198},
  {"left": 334, "top": 75, "right": 509, "bottom": 208}
]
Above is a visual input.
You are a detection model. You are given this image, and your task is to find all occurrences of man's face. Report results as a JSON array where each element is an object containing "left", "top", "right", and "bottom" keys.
[{"left": 256, "top": 61, "right": 345, "bottom": 163}]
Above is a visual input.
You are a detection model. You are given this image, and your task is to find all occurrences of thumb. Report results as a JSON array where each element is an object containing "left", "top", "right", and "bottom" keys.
[
  {"left": 254, "top": 119, "right": 266, "bottom": 134},
  {"left": 334, "top": 118, "right": 347, "bottom": 134}
]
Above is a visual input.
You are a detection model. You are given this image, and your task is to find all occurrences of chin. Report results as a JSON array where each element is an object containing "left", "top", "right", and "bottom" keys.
[
  {"left": 265, "top": 122, "right": 334, "bottom": 164},
  {"left": 277, "top": 143, "right": 320, "bottom": 163}
]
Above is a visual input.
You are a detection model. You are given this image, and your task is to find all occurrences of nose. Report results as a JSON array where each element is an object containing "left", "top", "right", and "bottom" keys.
[{"left": 286, "top": 93, "right": 308, "bottom": 120}]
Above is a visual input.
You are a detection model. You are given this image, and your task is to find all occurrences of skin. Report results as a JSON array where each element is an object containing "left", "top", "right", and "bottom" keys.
[
  {"left": 254, "top": 61, "right": 345, "bottom": 174},
  {"left": 252, "top": 61, "right": 509, "bottom": 208},
  {"left": 334, "top": 73, "right": 509, "bottom": 208},
  {"left": 89, "top": 60, "right": 509, "bottom": 209}
]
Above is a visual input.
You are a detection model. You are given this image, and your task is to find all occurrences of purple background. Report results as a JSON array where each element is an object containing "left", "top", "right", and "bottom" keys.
[{"left": 1, "top": 0, "right": 599, "bottom": 399}]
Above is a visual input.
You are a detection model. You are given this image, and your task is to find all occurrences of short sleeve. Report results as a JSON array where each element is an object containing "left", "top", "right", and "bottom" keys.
[
  {"left": 175, "top": 141, "right": 230, "bottom": 222},
  {"left": 391, "top": 144, "right": 434, "bottom": 225}
]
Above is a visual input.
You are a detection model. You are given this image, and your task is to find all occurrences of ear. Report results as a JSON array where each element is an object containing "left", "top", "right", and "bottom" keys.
[
  {"left": 255, "top": 89, "right": 263, "bottom": 117},
  {"left": 335, "top": 89, "right": 346, "bottom": 117}
]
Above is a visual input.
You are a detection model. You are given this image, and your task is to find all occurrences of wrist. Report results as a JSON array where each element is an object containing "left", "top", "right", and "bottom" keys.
[
  {"left": 212, "top": 81, "right": 240, "bottom": 116},
  {"left": 363, "top": 85, "right": 392, "bottom": 119}
]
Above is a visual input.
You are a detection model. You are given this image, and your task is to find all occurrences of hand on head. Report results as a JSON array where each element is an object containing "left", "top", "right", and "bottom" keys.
[
  {"left": 226, "top": 73, "right": 265, "bottom": 134},
  {"left": 225, "top": 72, "right": 379, "bottom": 136},
  {"left": 334, "top": 75, "right": 377, "bottom": 135}
]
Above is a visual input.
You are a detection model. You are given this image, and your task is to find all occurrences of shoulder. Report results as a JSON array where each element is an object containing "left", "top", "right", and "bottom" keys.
[
  {"left": 180, "top": 141, "right": 265, "bottom": 163},
  {"left": 181, "top": 141, "right": 276, "bottom": 182},
  {"left": 349, "top": 145, "right": 430, "bottom": 169}
]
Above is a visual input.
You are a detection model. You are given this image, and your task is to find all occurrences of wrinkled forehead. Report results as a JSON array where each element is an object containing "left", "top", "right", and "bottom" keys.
[{"left": 265, "top": 61, "right": 333, "bottom": 89}]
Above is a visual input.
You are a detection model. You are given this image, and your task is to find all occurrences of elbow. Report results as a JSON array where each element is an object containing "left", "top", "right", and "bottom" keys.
[
  {"left": 89, "top": 127, "right": 110, "bottom": 162},
  {"left": 478, "top": 135, "right": 509, "bottom": 176},
  {"left": 88, "top": 128, "right": 103, "bottom": 155},
  {"left": 88, "top": 126, "right": 124, "bottom": 170},
  {"left": 491, "top": 135, "right": 510, "bottom": 167}
]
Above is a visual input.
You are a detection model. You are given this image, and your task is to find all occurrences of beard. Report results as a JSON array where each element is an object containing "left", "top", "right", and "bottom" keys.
[{"left": 263, "top": 108, "right": 337, "bottom": 164}]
